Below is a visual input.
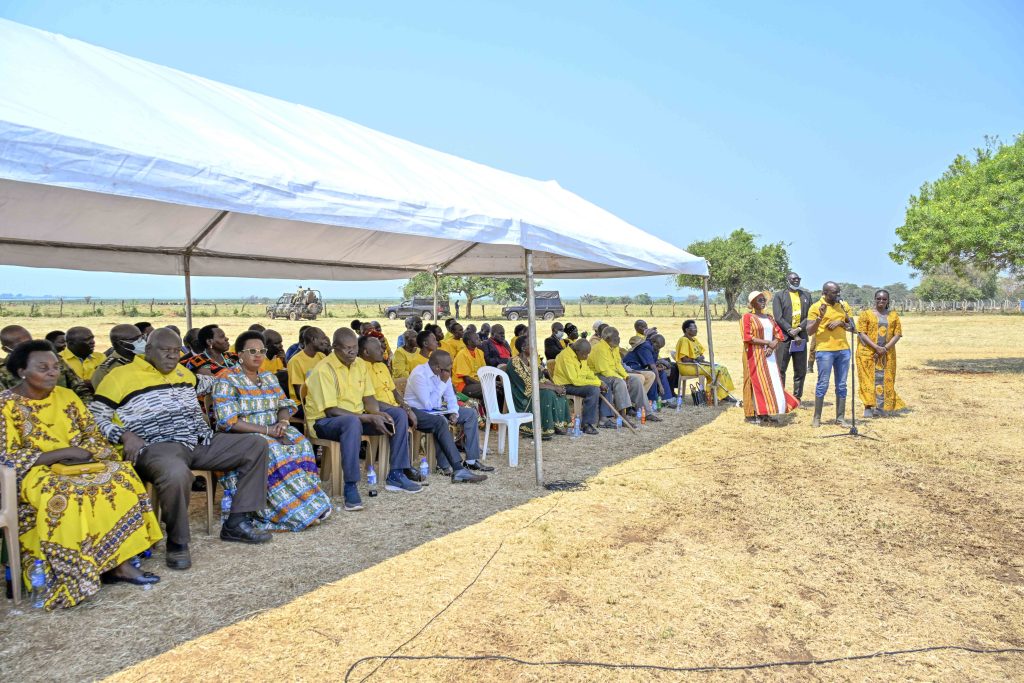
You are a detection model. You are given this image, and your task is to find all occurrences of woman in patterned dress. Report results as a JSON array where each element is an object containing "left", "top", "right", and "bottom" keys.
[
  {"left": 856, "top": 289, "right": 907, "bottom": 417},
  {"left": 741, "top": 291, "right": 799, "bottom": 424},
  {"left": 507, "top": 335, "right": 570, "bottom": 439},
  {"left": 212, "top": 331, "right": 331, "bottom": 531},
  {"left": 1, "top": 341, "right": 163, "bottom": 609}
]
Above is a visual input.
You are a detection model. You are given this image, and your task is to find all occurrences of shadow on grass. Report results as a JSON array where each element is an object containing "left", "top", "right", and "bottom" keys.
[
  {"left": 0, "top": 404, "right": 726, "bottom": 683},
  {"left": 923, "top": 358, "right": 1024, "bottom": 375}
]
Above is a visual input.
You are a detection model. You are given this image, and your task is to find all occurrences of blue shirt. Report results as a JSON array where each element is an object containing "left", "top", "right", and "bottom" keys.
[
  {"left": 284, "top": 342, "right": 303, "bottom": 362},
  {"left": 623, "top": 340, "right": 657, "bottom": 371}
]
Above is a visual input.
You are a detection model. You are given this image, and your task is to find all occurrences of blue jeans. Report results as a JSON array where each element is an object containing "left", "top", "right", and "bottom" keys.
[
  {"left": 814, "top": 349, "right": 851, "bottom": 399},
  {"left": 313, "top": 405, "right": 411, "bottom": 483}
]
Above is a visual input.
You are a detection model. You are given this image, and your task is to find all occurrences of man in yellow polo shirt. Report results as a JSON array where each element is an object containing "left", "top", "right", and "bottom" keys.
[
  {"left": 259, "top": 329, "right": 287, "bottom": 374},
  {"left": 552, "top": 340, "right": 602, "bottom": 434},
  {"left": 587, "top": 326, "right": 649, "bottom": 425},
  {"left": 286, "top": 327, "right": 329, "bottom": 400},
  {"left": 306, "top": 328, "right": 420, "bottom": 511},
  {"left": 60, "top": 326, "right": 106, "bottom": 384},
  {"left": 439, "top": 321, "right": 466, "bottom": 358},
  {"left": 771, "top": 272, "right": 813, "bottom": 402},
  {"left": 806, "top": 281, "right": 855, "bottom": 427},
  {"left": 392, "top": 330, "right": 426, "bottom": 379},
  {"left": 452, "top": 331, "right": 486, "bottom": 398}
]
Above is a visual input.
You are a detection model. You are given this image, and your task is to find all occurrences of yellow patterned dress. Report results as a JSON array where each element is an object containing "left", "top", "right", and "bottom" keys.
[
  {"left": 855, "top": 309, "right": 906, "bottom": 413},
  {"left": 0, "top": 387, "right": 162, "bottom": 609}
]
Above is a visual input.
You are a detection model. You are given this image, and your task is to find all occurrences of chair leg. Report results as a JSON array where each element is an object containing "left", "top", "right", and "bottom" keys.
[
  {"left": 3, "top": 526, "right": 20, "bottom": 605},
  {"left": 507, "top": 423, "right": 519, "bottom": 467},
  {"left": 497, "top": 423, "right": 507, "bottom": 455},
  {"left": 481, "top": 419, "right": 491, "bottom": 459}
]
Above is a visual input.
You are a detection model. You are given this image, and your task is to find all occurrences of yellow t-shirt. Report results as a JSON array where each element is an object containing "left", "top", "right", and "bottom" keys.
[
  {"left": 587, "top": 339, "right": 628, "bottom": 379},
  {"left": 675, "top": 336, "right": 704, "bottom": 362},
  {"left": 59, "top": 348, "right": 106, "bottom": 382},
  {"left": 286, "top": 351, "right": 325, "bottom": 400},
  {"left": 304, "top": 354, "right": 375, "bottom": 432},
  {"left": 368, "top": 360, "right": 397, "bottom": 405},
  {"left": 392, "top": 347, "right": 426, "bottom": 380},
  {"left": 552, "top": 347, "right": 601, "bottom": 387},
  {"left": 789, "top": 291, "right": 803, "bottom": 329},
  {"left": 260, "top": 355, "right": 285, "bottom": 374},
  {"left": 440, "top": 337, "right": 466, "bottom": 358},
  {"left": 807, "top": 297, "right": 854, "bottom": 351},
  {"left": 453, "top": 347, "right": 485, "bottom": 392}
]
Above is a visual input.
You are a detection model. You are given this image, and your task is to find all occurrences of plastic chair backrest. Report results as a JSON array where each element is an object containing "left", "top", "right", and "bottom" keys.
[{"left": 477, "top": 366, "right": 504, "bottom": 416}]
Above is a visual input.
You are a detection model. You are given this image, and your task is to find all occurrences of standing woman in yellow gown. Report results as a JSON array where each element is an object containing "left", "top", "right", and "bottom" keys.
[
  {"left": 1, "top": 341, "right": 163, "bottom": 609},
  {"left": 856, "top": 289, "right": 906, "bottom": 417}
]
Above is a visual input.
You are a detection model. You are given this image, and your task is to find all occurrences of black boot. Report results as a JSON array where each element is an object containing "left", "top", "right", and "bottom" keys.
[
  {"left": 812, "top": 396, "right": 824, "bottom": 427},
  {"left": 835, "top": 397, "right": 851, "bottom": 428}
]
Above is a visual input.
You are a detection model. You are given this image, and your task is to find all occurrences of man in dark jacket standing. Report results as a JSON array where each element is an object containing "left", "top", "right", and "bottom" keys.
[{"left": 771, "top": 271, "right": 813, "bottom": 401}]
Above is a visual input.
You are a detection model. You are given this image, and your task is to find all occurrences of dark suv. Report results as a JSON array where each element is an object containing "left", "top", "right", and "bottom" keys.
[
  {"left": 384, "top": 297, "right": 451, "bottom": 321},
  {"left": 501, "top": 291, "right": 565, "bottom": 321}
]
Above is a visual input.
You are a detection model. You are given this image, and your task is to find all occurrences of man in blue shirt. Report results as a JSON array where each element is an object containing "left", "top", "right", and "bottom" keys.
[{"left": 623, "top": 334, "right": 672, "bottom": 411}]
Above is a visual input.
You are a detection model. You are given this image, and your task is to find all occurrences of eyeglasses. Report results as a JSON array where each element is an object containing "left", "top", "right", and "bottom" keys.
[{"left": 241, "top": 348, "right": 267, "bottom": 356}]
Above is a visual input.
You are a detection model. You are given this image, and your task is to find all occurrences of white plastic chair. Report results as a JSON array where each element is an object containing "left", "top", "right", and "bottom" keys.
[
  {"left": 1, "top": 463, "right": 21, "bottom": 604},
  {"left": 477, "top": 366, "right": 533, "bottom": 467}
]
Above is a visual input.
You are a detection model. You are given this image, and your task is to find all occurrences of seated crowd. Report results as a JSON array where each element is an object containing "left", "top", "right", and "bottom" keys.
[{"left": 0, "top": 314, "right": 714, "bottom": 610}]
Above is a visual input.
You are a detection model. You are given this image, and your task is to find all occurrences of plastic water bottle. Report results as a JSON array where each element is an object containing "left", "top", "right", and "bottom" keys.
[
  {"left": 640, "top": 406, "right": 647, "bottom": 427},
  {"left": 615, "top": 415, "right": 623, "bottom": 433},
  {"left": 220, "top": 488, "right": 233, "bottom": 523},
  {"left": 129, "top": 555, "right": 142, "bottom": 569},
  {"left": 655, "top": 396, "right": 662, "bottom": 412},
  {"left": 367, "top": 465, "right": 378, "bottom": 497},
  {"left": 569, "top": 416, "right": 581, "bottom": 439},
  {"left": 29, "top": 560, "right": 46, "bottom": 609},
  {"left": 419, "top": 457, "right": 429, "bottom": 481}
]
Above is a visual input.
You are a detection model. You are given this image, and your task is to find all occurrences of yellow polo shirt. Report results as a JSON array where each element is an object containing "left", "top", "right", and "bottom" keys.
[
  {"left": 286, "top": 350, "right": 325, "bottom": 400},
  {"left": 808, "top": 297, "right": 854, "bottom": 351},
  {"left": 304, "top": 353, "right": 375, "bottom": 432},
  {"left": 59, "top": 348, "right": 106, "bottom": 382},
  {"left": 789, "top": 291, "right": 803, "bottom": 329},
  {"left": 368, "top": 360, "right": 397, "bottom": 405},
  {"left": 587, "top": 339, "right": 627, "bottom": 379},
  {"left": 260, "top": 355, "right": 285, "bottom": 374},
  {"left": 440, "top": 336, "right": 466, "bottom": 358},
  {"left": 392, "top": 347, "right": 426, "bottom": 379},
  {"left": 675, "top": 336, "right": 704, "bottom": 362},
  {"left": 453, "top": 347, "right": 485, "bottom": 392},
  {"left": 553, "top": 347, "right": 601, "bottom": 387}
]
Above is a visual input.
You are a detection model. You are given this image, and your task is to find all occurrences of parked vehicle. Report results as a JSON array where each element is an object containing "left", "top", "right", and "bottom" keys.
[
  {"left": 267, "top": 288, "right": 325, "bottom": 320},
  {"left": 384, "top": 297, "right": 451, "bottom": 321},
  {"left": 501, "top": 291, "right": 565, "bottom": 321}
]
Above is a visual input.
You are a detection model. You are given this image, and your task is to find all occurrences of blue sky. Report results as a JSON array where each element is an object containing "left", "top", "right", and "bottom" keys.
[{"left": 1, "top": 1, "right": 1021, "bottom": 300}]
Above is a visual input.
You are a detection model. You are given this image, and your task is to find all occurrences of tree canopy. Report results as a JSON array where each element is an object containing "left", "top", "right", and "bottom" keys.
[
  {"left": 891, "top": 134, "right": 1024, "bottom": 275},
  {"left": 402, "top": 274, "right": 531, "bottom": 317},
  {"left": 675, "top": 228, "right": 790, "bottom": 318},
  {"left": 914, "top": 265, "right": 998, "bottom": 301}
]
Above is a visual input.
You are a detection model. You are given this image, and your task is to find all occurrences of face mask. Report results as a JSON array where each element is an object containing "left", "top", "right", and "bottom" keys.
[
  {"left": 122, "top": 338, "right": 148, "bottom": 356},
  {"left": 554, "top": 331, "right": 565, "bottom": 340}
]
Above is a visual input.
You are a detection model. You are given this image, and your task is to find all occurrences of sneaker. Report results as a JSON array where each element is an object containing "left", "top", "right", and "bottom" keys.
[
  {"left": 343, "top": 482, "right": 364, "bottom": 511},
  {"left": 465, "top": 460, "right": 495, "bottom": 472},
  {"left": 385, "top": 471, "right": 423, "bottom": 493},
  {"left": 436, "top": 465, "right": 453, "bottom": 477},
  {"left": 599, "top": 419, "right": 617, "bottom": 429},
  {"left": 404, "top": 467, "right": 428, "bottom": 485},
  {"left": 452, "top": 468, "right": 487, "bottom": 483}
]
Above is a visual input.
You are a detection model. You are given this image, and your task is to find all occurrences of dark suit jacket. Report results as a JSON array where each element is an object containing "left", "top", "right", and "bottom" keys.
[{"left": 772, "top": 288, "right": 813, "bottom": 340}]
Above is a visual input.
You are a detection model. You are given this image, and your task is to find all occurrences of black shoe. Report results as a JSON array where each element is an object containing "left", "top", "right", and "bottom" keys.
[
  {"left": 404, "top": 467, "right": 425, "bottom": 483},
  {"left": 102, "top": 571, "right": 161, "bottom": 586},
  {"left": 465, "top": 460, "right": 495, "bottom": 472},
  {"left": 166, "top": 546, "right": 192, "bottom": 570},
  {"left": 436, "top": 465, "right": 453, "bottom": 477},
  {"left": 220, "top": 518, "right": 273, "bottom": 544},
  {"left": 582, "top": 424, "right": 599, "bottom": 435}
]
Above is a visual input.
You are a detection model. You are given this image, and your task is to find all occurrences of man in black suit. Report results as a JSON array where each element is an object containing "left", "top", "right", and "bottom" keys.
[{"left": 771, "top": 271, "right": 813, "bottom": 401}]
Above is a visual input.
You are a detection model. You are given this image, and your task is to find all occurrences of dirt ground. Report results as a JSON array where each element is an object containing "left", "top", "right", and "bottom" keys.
[{"left": 2, "top": 314, "right": 1022, "bottom": 681}]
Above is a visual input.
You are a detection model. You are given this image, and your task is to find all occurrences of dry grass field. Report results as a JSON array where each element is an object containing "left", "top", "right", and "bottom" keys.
[{"left": 1, "top": 314, "right": 1022, "bottom": 681}]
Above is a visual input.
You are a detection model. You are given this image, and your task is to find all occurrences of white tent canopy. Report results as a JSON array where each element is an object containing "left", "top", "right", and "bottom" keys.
[
  {"left": 0, "top": 19, "right": 707, "bottom": 282},
  {"left": 0, "top": 19, "right": 718, "bottom": 485}
]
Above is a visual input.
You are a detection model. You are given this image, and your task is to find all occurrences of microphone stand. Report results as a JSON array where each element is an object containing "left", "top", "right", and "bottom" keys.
[{"left": 822, "top": 312, "right": 878, "bottom": 441}]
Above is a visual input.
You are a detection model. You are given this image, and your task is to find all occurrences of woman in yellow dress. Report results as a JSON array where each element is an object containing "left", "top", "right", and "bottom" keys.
[
  {"left": 1, "top": 341, "right": 163, "bottom": 609},
  {"left": 674, "top": 319, "right": 737, "bottom": 403},
  {"left": 856, "top": 289, "right": 906, "bottom": 417}
]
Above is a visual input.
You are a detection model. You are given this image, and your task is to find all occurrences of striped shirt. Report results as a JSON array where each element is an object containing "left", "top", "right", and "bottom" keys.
[{"left": 91, "top": 356, "right": 214, "bottom": 449}]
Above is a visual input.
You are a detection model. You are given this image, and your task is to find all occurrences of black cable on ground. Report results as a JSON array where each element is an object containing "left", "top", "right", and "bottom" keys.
[
  {"left": 351, "top": 500, "right": 563, "bottom": 683},
  {"left": 344, "top": 645, "right": 1024, "bottom": 681}
]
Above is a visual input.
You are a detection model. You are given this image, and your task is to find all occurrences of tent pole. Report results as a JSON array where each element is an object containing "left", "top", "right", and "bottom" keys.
[
  {"left": 184, "top": 256, "right": 193, "bottom": 331},
  {"left": 702, "top": 276, "right": 718, "bottom": 407},
  {"left": 432, "top": 272, "right": 439, "bottom": 323},
  {"left": 525, "top": 250, "right": 543, "bottom": 486}
]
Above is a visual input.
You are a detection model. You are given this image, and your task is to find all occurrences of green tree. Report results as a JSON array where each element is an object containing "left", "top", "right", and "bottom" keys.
[
  {"left": 914, "top": 265, "right": 998, "bottom": 301},
  {"left": 892, "top": 134, "right": 1024, "bottom": 275},
  {"left": 676, "top": 228, "right": 790, "bottom": 319},
  {"left": 401, "top": 274, "right": 531, "bottom": 317}
]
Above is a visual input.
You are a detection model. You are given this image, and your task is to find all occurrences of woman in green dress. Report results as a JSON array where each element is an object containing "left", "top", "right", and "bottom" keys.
[{"left": 507, "top": 335, "right": 570, "bottom": 439}]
